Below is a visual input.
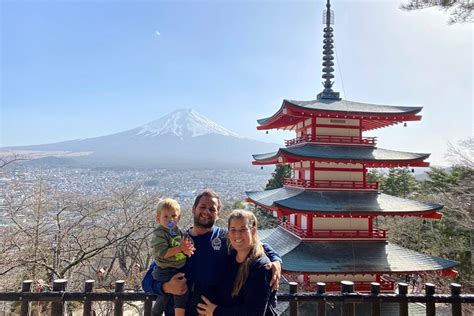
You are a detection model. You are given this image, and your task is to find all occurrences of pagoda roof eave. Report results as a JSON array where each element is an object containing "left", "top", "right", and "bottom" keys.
[
  {"left": 252, "top": 144, "right": 430, "bottom": 167},
  {"left": 258, "top": 227, "right": 458, "bottom": 274},
  {"left": 257, "top": 99, "right": 423, "bottom": 130},
  {"left": 246, "top": 188, "right": 443, "bottom": 215}
]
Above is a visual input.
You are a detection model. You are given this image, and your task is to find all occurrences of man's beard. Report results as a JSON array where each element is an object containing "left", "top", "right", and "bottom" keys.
[{"left": 194, "top": 214, "right": 215, "bottom": 228}]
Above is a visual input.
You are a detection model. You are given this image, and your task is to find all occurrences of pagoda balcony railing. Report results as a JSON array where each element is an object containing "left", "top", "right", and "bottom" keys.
[
  {"left": 280, "top": 220, "right": 307, "bottom": 238},
  {"left": 279, "top": 220, "right": 387, "bottom": 239},
  {"left": 285, "top": 135, "right": 377, "bottom": 147},
  {"left": 306, "top": 229, "right": 387, "bottom": 239},
  {"left": 1, "top": 279, "right": 472, "bottom": 316},
  {"left": 283, "top": 178, "right": 379, "bottom": 191}
]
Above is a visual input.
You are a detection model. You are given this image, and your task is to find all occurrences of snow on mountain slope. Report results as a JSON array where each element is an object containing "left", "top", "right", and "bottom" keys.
[{"left": 135, "top": 109, "right": 241, "bottom": 138}]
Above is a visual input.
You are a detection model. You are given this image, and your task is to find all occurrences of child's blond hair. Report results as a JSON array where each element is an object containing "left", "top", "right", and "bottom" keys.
[{"left": 156, "top": 198, "right": 181, "bottom": 216}]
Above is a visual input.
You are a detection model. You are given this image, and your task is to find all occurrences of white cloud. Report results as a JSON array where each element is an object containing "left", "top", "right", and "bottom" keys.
[{"left": 155, "top": 31, "right": 161, "bottom": 36}]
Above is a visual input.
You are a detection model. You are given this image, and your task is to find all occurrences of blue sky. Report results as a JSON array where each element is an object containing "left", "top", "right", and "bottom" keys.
[{"left": 1, "top": 0, "right": 472, "bottom": 166}]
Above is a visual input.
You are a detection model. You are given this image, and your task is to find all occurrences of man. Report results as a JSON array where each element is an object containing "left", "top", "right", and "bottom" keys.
[{"left": 146, "top": 189, "right": 281, "bottom": 316}]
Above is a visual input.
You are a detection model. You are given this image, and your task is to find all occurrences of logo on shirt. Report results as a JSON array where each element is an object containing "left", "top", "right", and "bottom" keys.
[{"left": 211, "top": 237, "right": 222, "bottom": 250}]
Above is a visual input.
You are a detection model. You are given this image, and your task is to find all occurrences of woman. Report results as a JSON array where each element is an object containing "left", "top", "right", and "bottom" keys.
[{"left": 197, "top": 209, "right": 277, "bottom": 316}]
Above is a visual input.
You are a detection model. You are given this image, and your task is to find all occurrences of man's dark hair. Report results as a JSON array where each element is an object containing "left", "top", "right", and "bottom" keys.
[{"left": 193, "top": 189, "right": 221, "bottom": 211}]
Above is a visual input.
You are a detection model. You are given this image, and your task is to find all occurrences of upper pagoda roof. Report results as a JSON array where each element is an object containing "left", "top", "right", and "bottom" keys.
[
  {"left": 247, "top": 187, "right": 443, "bottom": 216},
  {"left": 252, "top": 144, "right": 430, "bottom": 167},
  {"left": 257, "top": 99, "right": 422, "bottom": 131},
  {"left": 258, "top": 227, "right": 457, "bottom": 274}
]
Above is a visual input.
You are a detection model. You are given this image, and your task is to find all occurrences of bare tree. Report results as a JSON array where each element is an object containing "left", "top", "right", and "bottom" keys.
[
  {"left": 446, "top": 137, "right": 474, "bottom": 168},
  {"left": 401, "top": 0, "right": 474, "bottom": 24},
  {"left": 0, "top": 152, "right": 27, "bottom": 168},
  {"left": 0, "top": 176, "right": 161, "bottom": 291}
]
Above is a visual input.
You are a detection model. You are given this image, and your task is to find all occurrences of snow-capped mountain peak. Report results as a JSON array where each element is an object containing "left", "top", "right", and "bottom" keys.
[{"left": 136, "top": 109, "right": 241, "bottom": 138}]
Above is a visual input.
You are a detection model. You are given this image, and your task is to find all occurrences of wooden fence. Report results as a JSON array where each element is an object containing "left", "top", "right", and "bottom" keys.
[{"left": 0, "top": 279, "right": 473, "bottom": 316}]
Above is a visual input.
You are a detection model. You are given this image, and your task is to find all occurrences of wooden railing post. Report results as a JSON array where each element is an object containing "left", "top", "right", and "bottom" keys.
[
  {"left": 370, "top": 282, "right": 380, "bottom": 316},
  {"left": 450, "top": 283, "right": 461, "bottom": 316},
  {"left": 341, "top": 281, "right": 354, "bottom": 316},
  {"left": 425, "top": 282, "right": 435, "bottom": 316},
  {"left": 144, "top": 294, "right": 153, "bottom": 316},
  {"left": 83, "top": 280, "right": 94, "bottom": 316},
  {"left": 51, "top": 279, "right": 67, "bottom": 316},
  {"left": 289, "top": 281, "right": 298, "bottom": 316},
  {"left": 398, "top": 282, "right": 408, "bottom": 316},
  {"left": 317, "top": 282, "right": 326, "bottom": 316},
  {"left": 20, "top": 280, "right": 32, "bottom": 316},
  {"left": 114, "top": 280, "right": 125, "bottom": 316}
]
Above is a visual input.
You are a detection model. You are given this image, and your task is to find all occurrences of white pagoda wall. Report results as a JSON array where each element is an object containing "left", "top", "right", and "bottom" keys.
[
  {"left": 315, "top": 162, "right": 363, "bottom": 169},
  {"left": 308, "top": 274, "right": 375, "bottom": 283},
  {"left": 316, "top": 117, "right": 360, "bottom": 126},
  {"left": 312, "top": 217, "right": 368, "bottom": 230},
  {"left": 315, "top": 170, "right": 363, "bottom": 181},
  {"left": 291, "top": 161, "right": 365, "bottom": 182},
  {"left": 316, "top": 127, "right": 359, "bottom": 137},
  {"left": 314, "top": 117, "right": 361, "bottom": 137}
]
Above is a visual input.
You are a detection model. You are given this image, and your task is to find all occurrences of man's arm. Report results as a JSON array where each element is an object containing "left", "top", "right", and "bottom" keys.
[
  {"left": 262, "top": 243, "right": 282, "bottom": 263},
  {"left": 262, "top": 243, "right": 282, "bottom": 291},
  {"left": 162, "top": 273, "right": 187, "bottom": 295},
  {"left": 142, "top": 262, "right": 187, "bottom": 295}
]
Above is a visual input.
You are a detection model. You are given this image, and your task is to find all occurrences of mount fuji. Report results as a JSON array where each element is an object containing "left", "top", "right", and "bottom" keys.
[{"left": 5, "top": 109, "right": 278, "bottom": 168}]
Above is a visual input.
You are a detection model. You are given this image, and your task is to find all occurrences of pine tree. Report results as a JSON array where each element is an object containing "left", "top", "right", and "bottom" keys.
[{"left": 265, "top": 164, "right": 291, "bottom": 190}]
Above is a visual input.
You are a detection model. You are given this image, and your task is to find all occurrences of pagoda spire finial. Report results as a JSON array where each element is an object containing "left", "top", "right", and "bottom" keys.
[{"left": 317, "top": 0, "right": 341, "bottom": 100}]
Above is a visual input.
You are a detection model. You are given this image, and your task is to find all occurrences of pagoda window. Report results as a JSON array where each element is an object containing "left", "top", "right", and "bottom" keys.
[
  {"left": 301, "top": 215, "right": 307, "bottom": 230},
  {"left": 304, "top": 170, "right": 311, "bottom": 180},
  {"left": 289, "top": 214, "right": 296, "bottom": 225},
  {"left": 294, "top": 169, "right": 300, "bottom": 179},
  {"left": 304, "top": 118, "right": 312, "bottom": 126}
]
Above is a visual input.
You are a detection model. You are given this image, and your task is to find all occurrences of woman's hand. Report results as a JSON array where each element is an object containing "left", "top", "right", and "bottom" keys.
[{"left": 196, "top": 295, "right": 217, "bottom": 316}]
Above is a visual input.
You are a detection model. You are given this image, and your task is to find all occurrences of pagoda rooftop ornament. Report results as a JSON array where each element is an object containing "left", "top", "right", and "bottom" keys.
[{"left": 317, "top": 0, "right": 341, "bottom": 100}]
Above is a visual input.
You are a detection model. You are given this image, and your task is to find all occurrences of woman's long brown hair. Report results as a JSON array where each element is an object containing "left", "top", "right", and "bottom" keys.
[{"left": 227, "top": 209, "right": 265, "bottom": 297}]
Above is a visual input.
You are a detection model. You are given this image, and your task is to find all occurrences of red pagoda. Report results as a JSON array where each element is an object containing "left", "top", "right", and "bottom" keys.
[{"left": 247, "top": 0, "right": 457, "bottom": 292}]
